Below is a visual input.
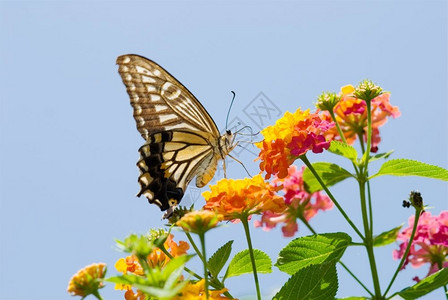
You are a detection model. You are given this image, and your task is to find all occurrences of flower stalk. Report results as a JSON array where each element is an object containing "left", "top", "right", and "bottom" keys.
[
  {"left": 300, "top": 155, "right": 364, "bottom": 240},
  {"left": 384, "top": 208, "right": 423, "bottom": 297},
  {"left": 241, "top": 215, "right": 262, "bottom": 300}
]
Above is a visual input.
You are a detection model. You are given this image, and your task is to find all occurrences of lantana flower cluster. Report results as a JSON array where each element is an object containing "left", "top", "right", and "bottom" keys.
[
  {"left": 393, "top": 211, "right": 448, "bottom": 281},
  {"left": 67, "top": 263, "right": 106, "bottom": 298},
  {"left": 322, "top": 85, "right": 400, "bottom": 152},
  {"left": 202, "top": 174, "right": 285, "bottom": 221},
  {"left": 256, "top": 108, "right": 334, "bottom": 179},
  {"left": 255, "top": 165, "right": 333, "bottom": 237}
]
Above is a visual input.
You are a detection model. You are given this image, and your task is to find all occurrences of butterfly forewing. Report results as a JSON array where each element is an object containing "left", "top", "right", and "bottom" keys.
[
  {"left": 116, "top": 54, "right": 233, "bottom": 216},
  {"left": 116, "top": 55, "right": 220, "bottom": 139}
]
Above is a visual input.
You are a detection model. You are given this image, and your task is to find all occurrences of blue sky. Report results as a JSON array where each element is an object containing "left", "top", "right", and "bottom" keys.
[{"left": 1, "top": 1, "right": 447, "bottom": 299}]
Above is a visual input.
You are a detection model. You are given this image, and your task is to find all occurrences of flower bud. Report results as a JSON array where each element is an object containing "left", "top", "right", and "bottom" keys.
[
  {"left": 354, "top": 80, "right": 383, "bottom": 102},
  {"left": 316, "top": 92, "right": 340, "bottom": 112}
]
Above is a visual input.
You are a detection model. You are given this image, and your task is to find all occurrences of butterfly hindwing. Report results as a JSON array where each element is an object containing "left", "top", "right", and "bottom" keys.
[{"left": 136, "top": 130, "right": 218, "bottom": 211}]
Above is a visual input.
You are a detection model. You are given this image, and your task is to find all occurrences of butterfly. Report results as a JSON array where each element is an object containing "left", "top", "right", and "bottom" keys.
[{"left": 116, "top": 54, "right": 237, "bottom": 218}]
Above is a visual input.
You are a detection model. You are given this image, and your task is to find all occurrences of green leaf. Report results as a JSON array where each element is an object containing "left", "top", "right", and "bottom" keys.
[
  {"left": 136, "top": 282, "right": 186, "bottom": 300},
  {"left": 370, "top": 159, "right": 448, "bottom": 181},
  {"left": 303, "top": 162, "right": 353, "bottom": 193},
  {"left": 160, "top": 254, "right": 191, "bottom": 282},
  {"left": 208, "top": 240, "right": 233, "bottom": 278},
  {"left": 106, "top": 274, "right": 147, "bottom": 285},
  {"left": 396, "top": 267, "right": 448, "bottom": 299},
  {"left": 275, "top": 233, "right": 351, "bottom": 275},
  {"left": 368, "top": 150, "right": 394, "bottom": 163},
  {"left": 373, "top": 225, "right": 403, "bottom": 247},
  {"left": 273, "top": 262, "right": 338, "bottom": 300},
  {"left": 328, "top": 140, "right": 358, "bottom": 162},
  {"left": 225, "top": 249, "right": 272, "bottom": 279}
]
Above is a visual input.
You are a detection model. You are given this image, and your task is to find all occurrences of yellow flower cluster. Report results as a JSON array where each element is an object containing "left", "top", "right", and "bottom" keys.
[{"left": 67, "top": 262, "right": 106, "bottom": 297}]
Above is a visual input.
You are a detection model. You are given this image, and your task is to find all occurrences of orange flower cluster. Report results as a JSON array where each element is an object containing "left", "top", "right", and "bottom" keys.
[
  {"left": 67, "top": 263, "right": 106, "bottom": 297},
  {"left": 256, "top": 108, "right": 334, "bottom": 179},
  {"left": 203, "top": 175, "right": 285, "bottom": 221},
  {"left": 172, "top": 279, "right": 234, "bottom": 300},
  {"left": 324, "top": 85, "right": 400, "bottom": 152}
]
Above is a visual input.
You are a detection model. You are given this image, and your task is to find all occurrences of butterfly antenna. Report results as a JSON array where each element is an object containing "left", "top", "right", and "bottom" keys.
[{"left": 225, "top": 91, "right": 236, "bottom": 130}]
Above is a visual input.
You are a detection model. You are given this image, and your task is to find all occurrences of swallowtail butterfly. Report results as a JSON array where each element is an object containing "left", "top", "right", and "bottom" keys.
[{"left": 117, "top": 54, "right": 237, "bottom": 218}]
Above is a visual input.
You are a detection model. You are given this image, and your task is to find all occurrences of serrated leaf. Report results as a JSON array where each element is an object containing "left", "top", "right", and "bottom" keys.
[
  {"left": 208, "top": 240, "right": 233, "bottom": 278},
  {"left": 370, "top": 159, "right": 448, "bottom": 181},
  {"left": 225, "top": 249, "right": 272, "bottom": 279},
  {"left": 273, "top": 262, "right": 338, "bottom": 300},
  {"left": 373, "top": 225, "right": 403, "bottom": 247},
  {"left": 303, "top": 162, "right": 353, "bottom": 193},
  {"left": 368, "top": 150, "right": 394, "bottom": 163},
  {"left": 396, "top": 267, "right": 448, "bottom": 299},
  {"left": 275, "top": 232, "right": 351, "bottom": 275},
  {"left": 328, "top": 140, "right": 358, "bottom": 162}
]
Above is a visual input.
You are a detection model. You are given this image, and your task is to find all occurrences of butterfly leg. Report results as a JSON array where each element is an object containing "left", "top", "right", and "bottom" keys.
[
  {"left": 228, "top": 153, "right": 252, "bottom": 177},
  {"left": 223, "top": 159, "right": 227, "bottom": 178}
]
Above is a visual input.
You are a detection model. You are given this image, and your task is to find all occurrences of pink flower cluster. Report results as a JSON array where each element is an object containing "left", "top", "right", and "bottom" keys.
[
  {"left": 254, "top": 165, "right": 333, "bottom": 237},
  {"left": 393, "top": 211, "right": 448, "bottom": 281}
]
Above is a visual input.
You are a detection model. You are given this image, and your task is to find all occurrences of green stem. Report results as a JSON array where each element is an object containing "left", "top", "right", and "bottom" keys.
[
  {"left": 199, "top": 233, "right": 209, "bottom": 300},
  {"left": 362, "top": 101, "right": 372, "bottom": 169},
  {"left": 300, "top": 216, "right": 317, "bottom": 235},
  {"left": 367, "top": 180, "right": 373, "bottom": 236},
  {"left": 300, "top": 155, "right": 364, "bottom": 240},
  {"left": 383, "top": 208, "right": 422, "bottom": 297},
  {"left": 329, "top": 111, "right": 348, "bottom": 144},
  {"left": 159, "top": 245, "right": 202, "bottom": 280},
  {"left": 185, "top": 232, "right": 205, "bottom": 262},
  {"left": 241, "top": 215, "right": 262, "bottom": 300},
  {"left": 359, "top": 180, "right": 382, "bottom": 297},
  {"left": 329, "top": 110, "right": 361, "bottom": 177},
  {"left": 339, "top": 260, "right": 374, "bottom": 297},
  {"left": 160, "top": 239, "right": 234, "bottom": 298}
]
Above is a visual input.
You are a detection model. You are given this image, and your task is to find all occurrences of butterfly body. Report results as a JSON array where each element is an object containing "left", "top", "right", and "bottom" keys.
[{"left": 117, "top": 54, "right": 236, "bottom": 217}]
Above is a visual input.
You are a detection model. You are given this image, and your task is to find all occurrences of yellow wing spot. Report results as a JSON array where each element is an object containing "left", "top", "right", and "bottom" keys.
[
  {"left": 153, "top": 133, "right": 162, "bottom": 143},
  {"left": 140, "top": 145, "right": 151, "bottom": 156},
  {"left": 168, "top": 198, "right": 178, "bottom": 207},
  {"left": 139, "top": 173, "right": 153, "bottom": 185},
  {"left": 137, "top": 160, "right": 148, "bottom": 171}
]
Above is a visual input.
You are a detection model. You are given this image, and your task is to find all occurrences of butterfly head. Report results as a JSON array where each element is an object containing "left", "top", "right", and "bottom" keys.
[{"left": 220, "top": 130, "right": 238, "bottom": 157}]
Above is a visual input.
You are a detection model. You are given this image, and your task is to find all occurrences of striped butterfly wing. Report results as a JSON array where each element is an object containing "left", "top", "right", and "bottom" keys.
[{"left": 116, "top": 54, "right": 227, "bottom": 215}]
